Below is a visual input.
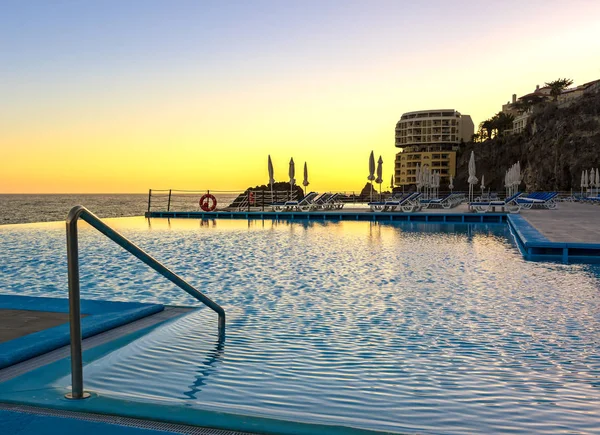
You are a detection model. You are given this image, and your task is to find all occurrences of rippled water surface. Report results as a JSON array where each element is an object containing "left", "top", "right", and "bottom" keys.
[{"left": 1, "top": 218, "right": 599, "bottom": 434}]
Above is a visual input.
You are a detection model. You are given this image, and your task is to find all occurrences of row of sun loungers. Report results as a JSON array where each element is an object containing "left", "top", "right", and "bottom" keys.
[
  {"left": 517, "top": 192, "right": 559, "bottom": 209},
  {"left": 368, "top": 192, "right": 466, "bottom": 212},
  {"left": 572, "top": 194, "right": 600, "bottom": 204},
  {"left": 468, "top": 192, "right": 559, "bottom": 213},
  {"left": 420, "top": 193, "right": 466, "bottom": 210},
  {"left": 368, "top": 192, "right": 420, "bottom": 212},
  {"left": 273, "top": 191, "right": 562, "bottom": 214},
  {"left": 469, "top": 192, "right": 522, "bottom": 213},
  {"left": 272, "top": 192, "right": 345, "bottom": 212}
]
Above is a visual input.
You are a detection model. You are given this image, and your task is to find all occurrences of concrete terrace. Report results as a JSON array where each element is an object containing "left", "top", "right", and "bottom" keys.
[{"left": 521, "top": 203, "right": 600, "bottom": 244}]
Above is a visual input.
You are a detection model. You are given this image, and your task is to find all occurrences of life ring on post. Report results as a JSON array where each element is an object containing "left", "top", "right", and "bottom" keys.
[{"left": 199, "top": 194, "right": 217, "bottom": 212}]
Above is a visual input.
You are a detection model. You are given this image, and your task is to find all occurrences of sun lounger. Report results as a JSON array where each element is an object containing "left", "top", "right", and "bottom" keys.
[
  {"left": 469, "top": 192, "right": 522, "bottom": 213},
  {"left": 576, "top": 194, "right": 600, "bottom": 204},
  {"left": 517, "top": 192, "right": 558, "bottom": 209},
  {"left": 420, "top": 193, "right": 452, "bottom": 210},
  {"left": 380, "top": 192, "right": 422, "bottom": 212},
  {"left": 303, "top": 192, "right": 343, "bottom": 211},
  {"left": 295, "top": 192, "right": 325, "bottom": 211},
  {"left": 272, "top": 192, "right": 318, "bottom": 212},
  {"left": 368, "top": 193, "right": 411, "bottom": 212},
  {"left": 583, "top": 195, "right": 600, "bottom": 204},
  {"left": 400, "top": 192, "right": 424, "bottom": 212},
  {"left": 421, "top": 193, "right": 465, "bottom": 210},
  {"left": 319, "top": 193, "right": 344, "bottom": 210},
  {"left": 441, "top": 193, "right": 466, "bottom": 209},
  {"left": 308, "top": 192, "right": 333, "bottom": 210}
]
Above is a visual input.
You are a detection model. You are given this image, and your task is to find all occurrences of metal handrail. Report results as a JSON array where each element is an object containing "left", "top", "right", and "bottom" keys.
[{"left": 65, "top": 206, "right": 225, "bottom": 400}]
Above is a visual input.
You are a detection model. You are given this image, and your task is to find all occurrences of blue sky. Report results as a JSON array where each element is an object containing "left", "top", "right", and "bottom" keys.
[{"left": 1, "top": 0, "right": 599, "bottom": 192}]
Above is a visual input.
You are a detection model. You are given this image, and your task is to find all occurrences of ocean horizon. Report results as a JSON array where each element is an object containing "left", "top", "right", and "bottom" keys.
[{"left": 0, "top": 194, "right": 150, "bottom": 226}]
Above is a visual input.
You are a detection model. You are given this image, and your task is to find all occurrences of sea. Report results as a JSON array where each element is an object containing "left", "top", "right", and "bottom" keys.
[{"left": 0, "top": 193, "right": 239, "bottom": 226}]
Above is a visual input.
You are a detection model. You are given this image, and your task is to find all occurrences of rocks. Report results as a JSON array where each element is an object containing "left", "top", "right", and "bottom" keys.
[{"left": 454, "top": 92, "right": 600, "bottom": 192}]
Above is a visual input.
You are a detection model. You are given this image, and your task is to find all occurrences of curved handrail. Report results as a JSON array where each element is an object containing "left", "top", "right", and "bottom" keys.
[{"left": 65, "top": 206, "right": 225, "bottom": 399}]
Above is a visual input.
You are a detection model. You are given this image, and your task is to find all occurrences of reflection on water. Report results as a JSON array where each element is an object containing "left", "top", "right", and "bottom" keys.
[
  {"left": 184, "top": 337, "right": 225, "bottom": 399},
  {"left": 2, "top": 218, "right": 600, "bottom": 434}
]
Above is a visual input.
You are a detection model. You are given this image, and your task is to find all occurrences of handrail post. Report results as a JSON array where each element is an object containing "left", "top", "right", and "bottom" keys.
[
  {"left": 147, "top": 189, "right": 152, "bottom": 213},
  {"left": 65, "top": 209, "right": 91, "bottom": 400},
  {"left": 167, "top": 189, "right": 172, "bottom": 212},
  {"left": 64, "top": 206, "right": 226, "bottom": 399}
]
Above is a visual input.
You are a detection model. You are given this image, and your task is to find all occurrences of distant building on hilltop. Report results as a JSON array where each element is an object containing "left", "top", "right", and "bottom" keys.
[
  {"left": 502, "top": 79, "right": 600, "bottom": 134},
  {"left": 394, "top": 109, "right": 474, "bottom": 188}
]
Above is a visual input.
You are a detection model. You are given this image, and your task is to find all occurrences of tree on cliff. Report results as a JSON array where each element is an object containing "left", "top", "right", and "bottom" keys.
[
  {"left": 478, "top": 112, "right": 514, "bottom": 140},
  {"left": 545, "top": 78, "right": 574, "bottom": 101},
  {"left": 492, "top": 112, "right": 515, "bottom": 136},
  {"left": 478, "top": 120, "right": 493, "bottom": 140}
]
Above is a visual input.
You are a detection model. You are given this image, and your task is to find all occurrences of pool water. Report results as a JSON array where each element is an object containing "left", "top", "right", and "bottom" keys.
[{"left": 1, "top": 218, "right": 600, "bottom": 434}]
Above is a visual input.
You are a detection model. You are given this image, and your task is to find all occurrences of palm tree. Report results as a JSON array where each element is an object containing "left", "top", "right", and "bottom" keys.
[
  {"left": 493, "top": 112, "right": 515, "bottom": 136},
  {"left": 545, "top": 78, "right": 574, "bottom": 101},
  {"left": 481, "top": 119, "right": 494, "bottom": 140}
]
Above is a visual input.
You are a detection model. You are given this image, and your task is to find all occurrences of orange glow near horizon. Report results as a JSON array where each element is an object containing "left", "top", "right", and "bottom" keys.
[{"left": 1, "top": 1, "right": 599, "bottom": 193}]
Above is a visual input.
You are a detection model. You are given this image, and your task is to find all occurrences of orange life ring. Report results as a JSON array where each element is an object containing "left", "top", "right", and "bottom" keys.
[{"left": 199, "top": 194, "right": 217, "bottom": 212}]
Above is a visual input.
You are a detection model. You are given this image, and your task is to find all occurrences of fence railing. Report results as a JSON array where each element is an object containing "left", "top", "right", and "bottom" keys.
[
  {"left": 147, "top": 189, "right": 303, "bottom": 213},
  {"left": 146, "top": 188, "right": 585, "bottom": 213}
]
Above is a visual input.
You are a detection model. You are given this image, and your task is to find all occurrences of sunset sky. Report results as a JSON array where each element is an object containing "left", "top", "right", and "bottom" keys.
[{"left": 1, "top": 0, "right": 599, "bottom": 193}]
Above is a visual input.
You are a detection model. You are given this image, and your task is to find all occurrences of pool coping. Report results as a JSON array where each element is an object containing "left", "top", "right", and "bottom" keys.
[
  {"left": 0, "top": 310, "right": 396, "bottom": 435},
  {"left": 507, "top": 215, "right": 600, "bottom": 263},
  {"left": 146, "top": 210, "right": 508, "bottom": 224},
  {"left": 0, "top": 295, "right": 164, "bottom": 369}
]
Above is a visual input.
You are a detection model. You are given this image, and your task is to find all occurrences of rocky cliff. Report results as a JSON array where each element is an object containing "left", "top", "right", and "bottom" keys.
[{"left": 453, "top": 92, "right": 600, "bottom": 192}]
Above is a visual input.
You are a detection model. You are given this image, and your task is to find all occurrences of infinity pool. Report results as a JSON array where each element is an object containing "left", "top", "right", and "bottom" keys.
[{"left": 1, "top": 217, "right": 600, "bottom": 434}]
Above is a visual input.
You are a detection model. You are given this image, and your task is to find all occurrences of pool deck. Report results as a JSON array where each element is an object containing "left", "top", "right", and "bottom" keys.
[
  {"left": 521, "top": 203, "right": 600, "bottom": 243},
  {"left": 510, "top": 204, "right": 600, "bottom": 263},
  {"left": 0, "top": 296, "right": 165, "bottom": 369}
]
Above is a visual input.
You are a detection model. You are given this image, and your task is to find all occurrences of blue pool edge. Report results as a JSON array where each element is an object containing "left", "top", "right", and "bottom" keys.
[
  {"left": 0, "top": 295, "right": 164, "bottom": 369},
  {"left": 507, "top": 215, "right": 600, "bottom": 263},
  {"left": 0, "top": 312, "right": 399, "bottom": 435}
]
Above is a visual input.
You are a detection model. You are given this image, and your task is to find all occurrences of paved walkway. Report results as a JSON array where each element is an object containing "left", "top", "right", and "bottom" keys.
[{"left": 521, "top": 203, "right": 600, "bottom": 243}]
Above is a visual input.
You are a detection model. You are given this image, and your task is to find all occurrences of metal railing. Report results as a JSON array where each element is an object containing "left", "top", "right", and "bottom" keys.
[
  {"left": 146, "top": 188, "right": 301, "bottom": 213},
  {"left": 65, "top": 206, "right": 225, "bottom": 400},
  {"left": 147, "top": 189, "right": 243, "bottom": 213}
]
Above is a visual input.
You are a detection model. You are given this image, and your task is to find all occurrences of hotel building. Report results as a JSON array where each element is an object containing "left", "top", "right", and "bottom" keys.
[{"left": 394, "top": 109, "right": 474, "bottom": 187}]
